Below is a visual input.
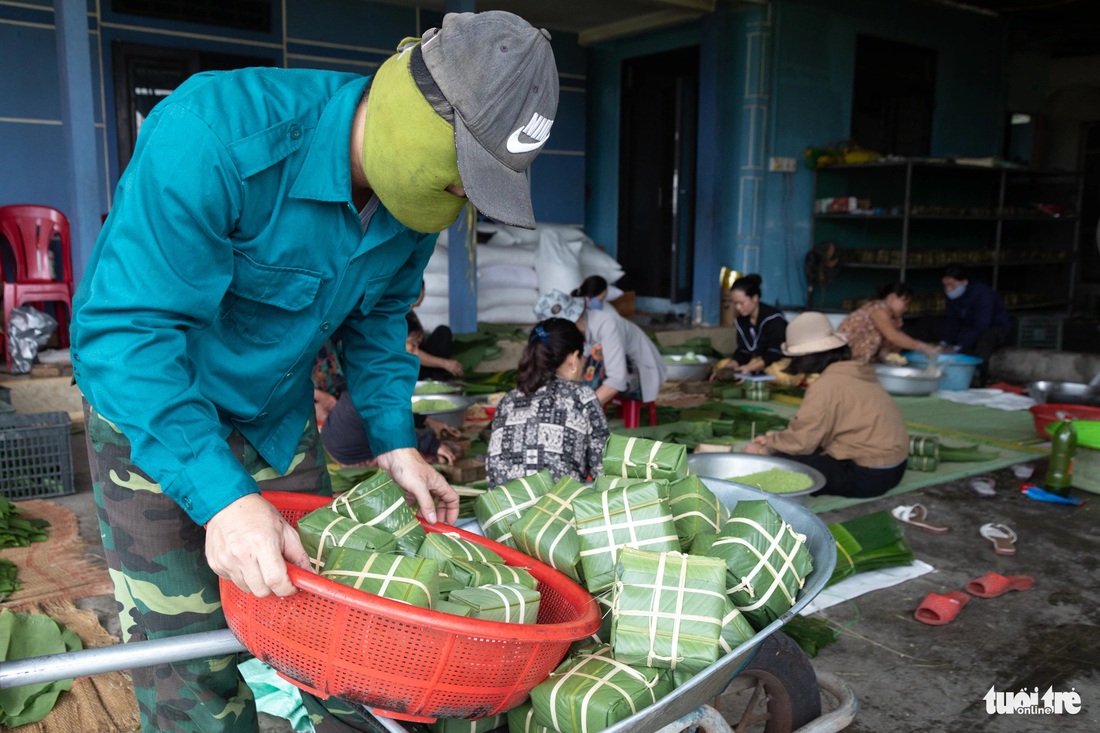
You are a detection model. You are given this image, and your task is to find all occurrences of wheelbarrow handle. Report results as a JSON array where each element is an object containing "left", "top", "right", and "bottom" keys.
[{"left": 0, "top": 629, "right": 246, "bottom": 689}]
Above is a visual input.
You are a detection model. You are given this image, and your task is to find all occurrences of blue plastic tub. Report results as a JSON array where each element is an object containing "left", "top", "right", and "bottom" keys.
[{"left": 904, "top": 352, "right": 983, "bottom": 391}]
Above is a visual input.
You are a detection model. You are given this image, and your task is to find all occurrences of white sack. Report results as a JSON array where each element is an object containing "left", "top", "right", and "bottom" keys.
[
  {"left": 478, "top": 287, "right": 540, "bottom": 311},
  {"left": 478, "top": 264, "right": 539, "bottom": 291}
]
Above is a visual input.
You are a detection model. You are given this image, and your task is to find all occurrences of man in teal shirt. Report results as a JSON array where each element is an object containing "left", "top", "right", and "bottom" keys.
[{"left": 72, "top": 11, "right": 558, "bottom": 732}]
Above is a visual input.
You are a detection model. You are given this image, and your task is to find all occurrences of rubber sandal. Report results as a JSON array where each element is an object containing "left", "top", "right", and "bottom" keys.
[
  {"left": 965, "top": 572, "right": 1035, "bottom": 598},
  {"left": 891, "top": 504, "right": 949, "bottom": 534},
  {"left": 969, "top": 476, "right": 996, "bottom": 498},
  {"left": 914, "top": 590, "right": 971, "bottom": 626},
  {"left": 980, "top": 523, "right": 1017, "bottom": 556}
]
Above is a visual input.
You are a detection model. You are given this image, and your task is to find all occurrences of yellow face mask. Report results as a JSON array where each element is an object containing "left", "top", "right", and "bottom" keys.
[{"left": 362, "top": 46, "right": 466, "bottom": 233}]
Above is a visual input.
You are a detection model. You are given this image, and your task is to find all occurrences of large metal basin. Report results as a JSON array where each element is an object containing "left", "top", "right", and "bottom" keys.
[
  {"left": 686, "top": 453, "right": 827, "bottom": 504},
  {"left": 410, "top": 394, "right": 473, "bottom": 428},
  {"left": 413, "top": 379, "right": 464, "bottom": 396},
  {"left": 874, "top": 364, "right": 942, "bottom": 396},
  {"left": 1027, "top": 380, "right": 1100, "bottom": 407},
  {"left": 663, "top": 354, "right": 714, "bottom": 381}
]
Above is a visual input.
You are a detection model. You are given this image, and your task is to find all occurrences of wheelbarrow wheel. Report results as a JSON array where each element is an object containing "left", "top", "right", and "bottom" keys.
[{"left": 709, "top": 631, "right": 821, "bottom": 733}]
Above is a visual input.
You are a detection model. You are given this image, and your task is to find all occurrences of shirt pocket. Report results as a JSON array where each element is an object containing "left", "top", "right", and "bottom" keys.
[{"left": 219, "top": 250, "right": 322, "bottom": 344}]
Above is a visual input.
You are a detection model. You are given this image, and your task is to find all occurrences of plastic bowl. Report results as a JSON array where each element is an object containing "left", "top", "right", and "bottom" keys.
[
  {"left": 903, "top": 352, "right": 982, "bottom": 391},
  {"left": 1029, "top": 404, "right": 1100, "bottom": 439},
  {"left": 221, "top": 492, "right": 601, "bottom": 723}
]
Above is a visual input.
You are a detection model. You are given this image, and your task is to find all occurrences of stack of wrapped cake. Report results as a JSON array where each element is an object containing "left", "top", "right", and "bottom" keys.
[
  {"left": 470, "top": 434, "right": 816, "bottom": 733},
  {"left": 297, "top": 471, "right": 541, "bottom": 624}
]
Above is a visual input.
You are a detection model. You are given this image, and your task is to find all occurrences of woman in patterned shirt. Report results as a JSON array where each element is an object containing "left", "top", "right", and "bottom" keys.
[
  {"left": 836, "top": 282, "right": 940, "bottom": 363},
  {"left": 486, "top": 318, "right": 610, "bottom": 487}
]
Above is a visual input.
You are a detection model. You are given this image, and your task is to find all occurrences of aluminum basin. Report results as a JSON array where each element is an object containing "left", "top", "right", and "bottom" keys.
[
  {"left": 686, "top": 453, "right": 826, "bottom": 504},
  {"left": 410, "top": 394, "right": 474, "bottom": 428},
  {"left": 663, "top": 354, "right": 714, "bottom": 381},
  {"left": 874, "top": 364, "right": 943, "bottom": 396},
  {"left": 1027, "top": 380, "right": 1100, "bottom": 407}
]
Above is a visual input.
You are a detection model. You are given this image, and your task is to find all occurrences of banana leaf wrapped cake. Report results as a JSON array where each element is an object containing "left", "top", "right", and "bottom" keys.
[
  {"left": 574, "top": 480, "right": 680, "bottom": 594},
  {"left": 296, "top": 506, "right": 398, "bottom": 571},
  {"left": 330, "top": 471, "right": 426, "bottom": 556},
  {"left": 529, "top": 644, "right": 674, "bottom": 733},
  {"left": 448, "top": 583, "right": 541, "bottom": 623},
  {"left": 474, "top": 469, "right": 554, "bottom": 548},
  {"left": 667, "top": 475, "right": 730, "bottom": 552},
  {"left": 445, "top": 557, "right": 538, "bottom": 590},
  {"left": 611, "top": 548, "right": 728, "bottom": 674},
  {"left": 705, "top": 499, "right": 813, "bottom": 629},
  {"left": 601, "top": 435, "right": 688, "bottom": 481},
  {"left": 320, "top": 549, "right": 440, "bottom": 609},
  {"left": 417, "top": 531, "right": 504, "bottom": 566},
  {"left": 510, "top": 476, "right": 594, "bottom": 582}
]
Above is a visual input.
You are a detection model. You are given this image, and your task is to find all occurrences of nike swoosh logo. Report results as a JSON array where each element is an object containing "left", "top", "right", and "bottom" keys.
[{"left": 506, "top": 129, "right": 547, "bottom": 154}]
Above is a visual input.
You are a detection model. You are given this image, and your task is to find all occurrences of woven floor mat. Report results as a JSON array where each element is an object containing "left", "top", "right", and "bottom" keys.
[{"left": 1, "top": 500, "right": 114, "bottom": 608}]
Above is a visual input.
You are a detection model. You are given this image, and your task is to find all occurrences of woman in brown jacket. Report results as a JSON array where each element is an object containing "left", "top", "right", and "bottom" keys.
[{"left": 744, "top": 312, "right": 909, "bottom": 498}]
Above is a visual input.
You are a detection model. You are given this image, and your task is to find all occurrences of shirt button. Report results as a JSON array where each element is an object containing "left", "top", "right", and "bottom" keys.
[
  {"left": 320, "top": 322, "right": 331, "bottom": 332},
  {"left": 289, "top": 124, "right": 302, "bottom": 140},
  {"left": 284, "top": 372, "right": 293, "bottom": 380},
  {"left": 258, "top": 412, "right": 268, "bottom": 419},
  {"left": 181, "top": 498, "right": 192, "bottom": 510}
]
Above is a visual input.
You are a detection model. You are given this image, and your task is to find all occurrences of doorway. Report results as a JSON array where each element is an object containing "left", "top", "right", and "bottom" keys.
[
  {"left": 112, "top": 43, "right": 275, "bottom": 172},
  {"left": 617, "top": 47, "right": 699, "bottom": 302}
]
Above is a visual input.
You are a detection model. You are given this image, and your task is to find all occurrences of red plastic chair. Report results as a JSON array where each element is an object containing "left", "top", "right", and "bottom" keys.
[
  {"left": 0, "top": 205, "right": 74, "bottom": 370},
  {"left": 613, "top": 395, "right": 658, "bottom": 429}
]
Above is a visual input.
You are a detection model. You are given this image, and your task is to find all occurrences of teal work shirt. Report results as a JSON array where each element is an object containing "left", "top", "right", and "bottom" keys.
[{"left": 71, "top": 68, "right": 437, "bottom": 526}]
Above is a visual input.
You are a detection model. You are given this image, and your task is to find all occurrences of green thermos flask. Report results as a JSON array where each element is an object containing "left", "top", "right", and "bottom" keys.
[{"left": 1044, "top": 420, "right": 1077, "bottom": 497}]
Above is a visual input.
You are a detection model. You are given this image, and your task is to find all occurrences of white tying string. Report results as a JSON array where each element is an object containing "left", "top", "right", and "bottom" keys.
[
  {"left": 322, "top": 554, "right": 433, "bottom": 608},
  {"left": 717, "top": 518, "right": 807, "bottom": 611},
  {"left": 548, "top": 648, "right": 659, "bottom": 733}
]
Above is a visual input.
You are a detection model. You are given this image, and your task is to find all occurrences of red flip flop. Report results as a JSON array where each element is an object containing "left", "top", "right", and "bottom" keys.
[
  {"left": 914, "top": 591, "right": 971, "bottom": 626},
  {"left": 965, "top": 572, "right": 1035, "bottom": 598}
]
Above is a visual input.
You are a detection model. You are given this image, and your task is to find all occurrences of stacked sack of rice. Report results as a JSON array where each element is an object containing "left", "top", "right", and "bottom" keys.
[
  {"left": 413, "top": 223, "right": 628, "bottom": 331},
  {"left": 470, "top": 433, "right": 815, "bottom": 733}
]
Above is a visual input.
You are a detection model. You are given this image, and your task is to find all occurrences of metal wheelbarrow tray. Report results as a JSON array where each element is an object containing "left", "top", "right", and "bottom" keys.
[{"left": 0, "top": 479, "right": 837, "bottom": 732}]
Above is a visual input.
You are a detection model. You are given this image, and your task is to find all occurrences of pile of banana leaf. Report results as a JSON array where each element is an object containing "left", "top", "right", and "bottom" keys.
[{"left": 0, "top": 497, "right": 49, "bottom": 548}]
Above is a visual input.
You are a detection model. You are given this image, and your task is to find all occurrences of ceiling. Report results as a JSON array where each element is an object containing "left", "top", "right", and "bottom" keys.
[{"left": 382, "top": 0, "right": 1100, "bottom": 55}]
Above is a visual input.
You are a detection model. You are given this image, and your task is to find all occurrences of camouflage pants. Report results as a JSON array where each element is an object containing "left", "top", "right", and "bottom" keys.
[{"left": 84, "top": 402, "right": 387, "bottom": 733}]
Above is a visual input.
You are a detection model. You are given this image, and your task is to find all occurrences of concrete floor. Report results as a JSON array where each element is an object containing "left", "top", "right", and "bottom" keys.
[{"left": 43, "top": 429, "right": 1100, "bottom": 732}]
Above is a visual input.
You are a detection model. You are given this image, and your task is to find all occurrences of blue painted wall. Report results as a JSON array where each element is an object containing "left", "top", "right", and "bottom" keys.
[
  {"left": 2, "top": 0, "right": 1008, "bottom": 306},
  {"left": 584, "top": 0, "right": 1007, "bottom": 308},
  {"left": 0, "top": 0, "right": 587, "bottom": 282}
]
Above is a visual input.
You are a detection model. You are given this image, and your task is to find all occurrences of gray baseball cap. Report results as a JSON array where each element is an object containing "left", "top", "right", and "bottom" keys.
[{"left": 417, "top": 11, "right": 559, "bottom": 229}]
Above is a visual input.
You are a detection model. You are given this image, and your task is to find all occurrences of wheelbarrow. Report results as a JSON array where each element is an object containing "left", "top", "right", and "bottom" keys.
[{"left": 0, "top": 479, "right": 856, "bottom": 732}]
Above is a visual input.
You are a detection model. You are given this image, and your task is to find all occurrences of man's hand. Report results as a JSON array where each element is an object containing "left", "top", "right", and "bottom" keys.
[
  {"left": 376, "top": 447, "right": 460, "bottom": 525},
  {"left": 205, "top": 494, "right": 311, "bottom": 598}
]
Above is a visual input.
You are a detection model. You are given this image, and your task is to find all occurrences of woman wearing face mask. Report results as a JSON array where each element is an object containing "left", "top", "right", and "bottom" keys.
[
  {"left": 572, "top": 275, "right": 609, "bottom": 311},
  {"left": 722, "top": 274, "right": 788, "bottom": 375},
  {"left": 837, "top": 282, "right": 941, "bottom": 363},
  {"left": 534, "top": 290, "right": 667, "bottom": 407},
  {"left": 941, "top": 264, "right": 1011, "bottom": 375},
  {"left": 485, "top": 318, "right": 610, "bottom": 486}
]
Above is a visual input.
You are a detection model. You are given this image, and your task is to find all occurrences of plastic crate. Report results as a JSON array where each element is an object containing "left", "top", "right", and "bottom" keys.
[
  {"left": 1016, "top": 315, "right": 1063, "bottom": 350},
  {"left": 0, "top": 411, "right": 74, "bottom": 500}
]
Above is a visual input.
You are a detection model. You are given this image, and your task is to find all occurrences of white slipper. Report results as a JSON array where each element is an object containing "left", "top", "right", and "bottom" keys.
[
  {"left": 891, "top": 504, "right": 950, "bottom": 534},
  {"left": 980, "top": 522, "right": 1017, "bottom": 556}
]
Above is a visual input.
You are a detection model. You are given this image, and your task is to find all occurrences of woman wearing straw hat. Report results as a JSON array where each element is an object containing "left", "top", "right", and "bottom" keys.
[{"left": 743, "top": 312, "right": 909, "bottom": 498}]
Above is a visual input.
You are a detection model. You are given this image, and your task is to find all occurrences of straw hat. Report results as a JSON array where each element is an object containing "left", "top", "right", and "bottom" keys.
[{"left": 782, "top": 312, "right": 848, "bottom": 356}]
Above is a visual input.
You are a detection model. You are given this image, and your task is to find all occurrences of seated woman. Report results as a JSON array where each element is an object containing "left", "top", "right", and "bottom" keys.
[
  {"left": 573, "top": 274, "right": 609, "bottom": 311},
  {"left": 535, "top": 289, "right": 667, "bottom": 407},
  {"left": 485, "top": 318, "right": 610, "bottom": 487},
  {"left": 837, "top": 282, "right": 940, "bottom": 363},
  {"left": 743, "top": 312, "right": 909, "bottom": 499},
  {"left": 410, "top": 282, "right": 464, "bottom": 381},
  {"left": 715, "top": 274, "right": 787, "bottom": 378},
  {"left": 321, "top": 312, "right": 460, "bottom": 467}
]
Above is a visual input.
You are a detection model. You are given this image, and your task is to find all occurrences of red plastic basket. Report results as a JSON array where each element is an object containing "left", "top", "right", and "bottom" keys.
[
  {"left": 1028, "top": 403, "right": 1100, "bottom": 439},
  {"left": 220, "top": 491, "right": 600, "bottom": 723}
]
